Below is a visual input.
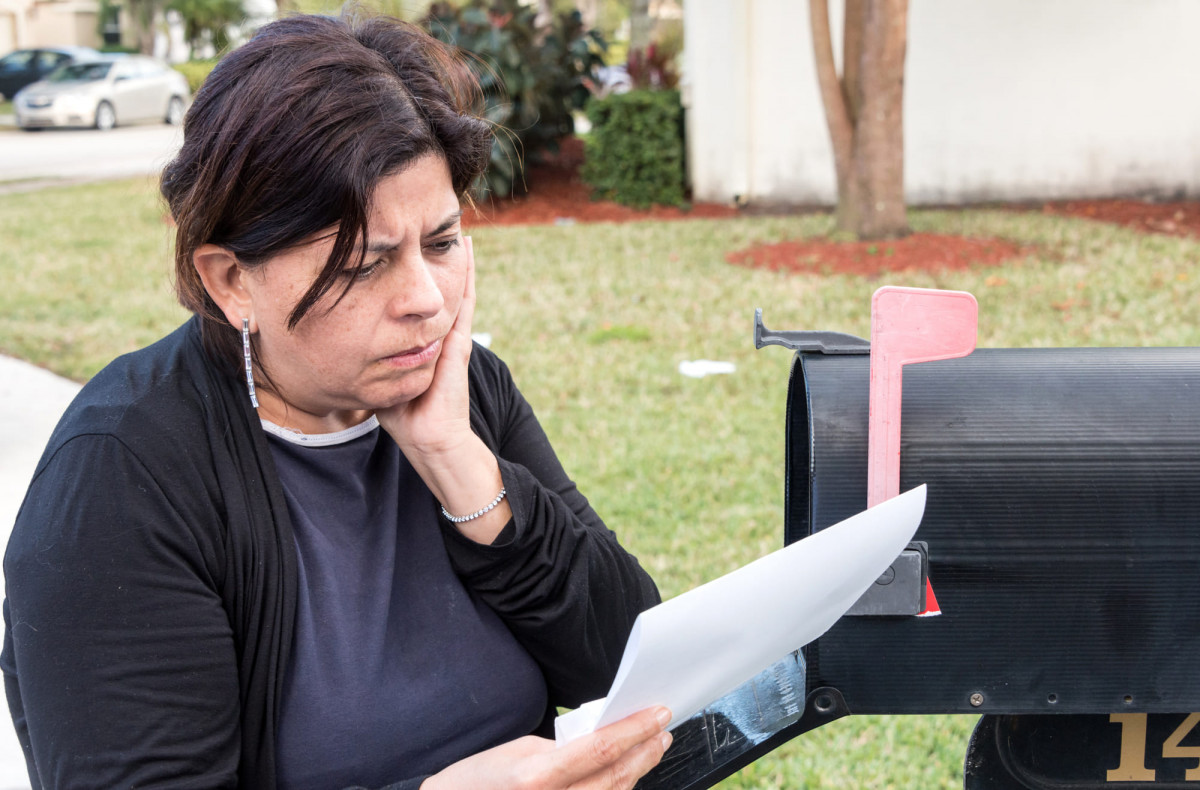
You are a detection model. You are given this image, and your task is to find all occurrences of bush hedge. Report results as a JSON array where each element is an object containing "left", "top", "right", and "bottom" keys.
[
  {"left": 173, "top": 59, "right": 218, "bottom": 95},
  {"left": 581, "top": 89, "right": 685, "bottom": 208}
]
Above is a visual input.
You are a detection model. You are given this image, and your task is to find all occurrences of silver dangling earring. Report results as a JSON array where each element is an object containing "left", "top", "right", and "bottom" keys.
[{"left": 242, "top": 318, "right": 259, "bottom": 409}]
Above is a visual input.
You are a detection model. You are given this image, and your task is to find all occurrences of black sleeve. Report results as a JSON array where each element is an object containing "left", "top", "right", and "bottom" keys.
[
  {"left": 446, "top": 349, "right": 661, "bottom": 708},
  {"left": 3, "top": 435, "right": 242, "bottom": 789}
]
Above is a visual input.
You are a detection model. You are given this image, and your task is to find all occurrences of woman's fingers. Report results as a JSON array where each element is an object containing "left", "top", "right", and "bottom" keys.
[
  {"left": 571, "top": 726, "right": 672, "bottom": 790},
  {"left": 419, "top": 709, "right": 671, "bottom": 790},
  {"left": 460, "top": 235, "right": 475, "bottom": 334},
  {"left": 426, "top": 234, "right": 474, "bottom": 388},
  {"left": 551, "top": 707, "right": 672, "bottom": 788},
  {"left": 428, "top": 234, "right": 474, "bottom": 385},
  {"left": 446, "top": 235, "right": 475, "bottom": 352}
]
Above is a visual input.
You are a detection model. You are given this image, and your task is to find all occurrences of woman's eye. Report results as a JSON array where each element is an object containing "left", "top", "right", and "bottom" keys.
[
  {"left": 428, "top": 237, "right": 461, "bottom": 254},
  {"left": 343, "top": 260, "right": 383, "bottom": 280}
]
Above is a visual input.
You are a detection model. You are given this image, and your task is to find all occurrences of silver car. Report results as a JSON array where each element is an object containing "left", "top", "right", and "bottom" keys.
[{"left": 14, "top": 54, "right": 190, "bottom": 131}]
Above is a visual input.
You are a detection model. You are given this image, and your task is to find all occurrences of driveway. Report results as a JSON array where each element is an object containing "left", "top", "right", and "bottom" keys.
[{"left": 0, "top": 124, "right": 183, "bottom": 191}]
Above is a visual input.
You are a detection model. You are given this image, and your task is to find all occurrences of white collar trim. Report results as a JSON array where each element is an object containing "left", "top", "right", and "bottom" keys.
[{"left": 260, "top": 415, "right": 381, "bottom": 447}]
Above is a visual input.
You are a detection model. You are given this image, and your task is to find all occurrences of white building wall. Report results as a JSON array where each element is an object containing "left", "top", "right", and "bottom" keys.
[
  {"left": 682, "top": 1, "right": 752, "bottom": 201},
  {"left": 0, "top": 9, "right": 18, "bottom": 52},
  {"left": 683, "top": 0, "right": 1200, "bottom": 206}
]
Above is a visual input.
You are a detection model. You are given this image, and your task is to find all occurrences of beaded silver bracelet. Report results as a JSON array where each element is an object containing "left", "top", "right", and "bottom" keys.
[{"left": 441, "top": 487, "right": 507, "bottom": 524}]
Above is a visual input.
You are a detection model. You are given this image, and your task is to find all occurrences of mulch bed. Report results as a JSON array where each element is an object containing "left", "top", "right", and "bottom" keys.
[
  {"left": 724, "top": 234, "right": 1033, "bottom": 277},
  {"left": 1035, "top": 198, "right": 1200, "bottom": 239},
  {"left": 462, "top": 138, "right": 1198, "bottom": 276}
]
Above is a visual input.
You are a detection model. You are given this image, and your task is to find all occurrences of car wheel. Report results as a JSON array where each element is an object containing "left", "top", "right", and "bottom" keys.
[
  {"left": 165, "top": 96, "right": 184, "bottom": 126},
  {"left": 94, "top": 101, "right": 116, "bottom": 131}
]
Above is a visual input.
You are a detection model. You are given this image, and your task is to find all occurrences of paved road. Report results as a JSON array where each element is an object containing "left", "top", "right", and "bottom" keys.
[{"left": 0, "top": 123, "right": 182, "bottom": 189}]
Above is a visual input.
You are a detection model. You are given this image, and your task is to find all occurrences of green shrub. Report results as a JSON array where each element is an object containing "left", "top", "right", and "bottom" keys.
[
  {"left": 424, "top": 0, "right": 606, "bottom": 199},
  {"left": 582, "top": 89, "right": 685, "bottom": 208},
  {"left": 173, "top": 59, "right": 219, "bottom": 94}
]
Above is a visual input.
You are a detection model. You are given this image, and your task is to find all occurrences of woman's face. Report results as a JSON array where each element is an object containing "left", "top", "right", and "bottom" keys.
[{"left": 244, "top": 153, "right": 466, "bottom": 433}]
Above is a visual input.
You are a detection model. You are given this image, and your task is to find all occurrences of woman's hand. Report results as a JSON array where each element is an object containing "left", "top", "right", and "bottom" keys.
[
  {"left": 421, "top": 707, "right": 672, "bottom": 790},
  {"left": 377, "top": 235, "right": 477, "bottom": 459},
  {"left": 377, "top": 237, "right": 512, "bottom": 543}
]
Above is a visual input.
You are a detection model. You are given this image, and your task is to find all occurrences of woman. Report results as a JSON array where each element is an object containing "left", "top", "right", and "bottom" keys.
[{"left": 2, "top": 11, "right": 668, "bottom": 789}]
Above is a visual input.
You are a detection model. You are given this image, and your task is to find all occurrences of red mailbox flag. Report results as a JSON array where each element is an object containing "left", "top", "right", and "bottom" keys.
[{"left": 868, "top": 286, "right": 978, "bottom": 616}]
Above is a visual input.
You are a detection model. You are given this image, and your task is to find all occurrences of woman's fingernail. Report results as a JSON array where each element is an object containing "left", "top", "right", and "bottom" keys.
[
  {"left": 660, "top": 731, "right": 673, "bottom": 750},
  {"left": 655, "top": 707, "right": 671, "bottom": 727}
]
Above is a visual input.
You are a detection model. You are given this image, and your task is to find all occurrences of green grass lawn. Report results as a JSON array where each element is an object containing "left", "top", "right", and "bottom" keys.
[{"left": 2, "top": 179, "right": 1198, "bottom": 788}]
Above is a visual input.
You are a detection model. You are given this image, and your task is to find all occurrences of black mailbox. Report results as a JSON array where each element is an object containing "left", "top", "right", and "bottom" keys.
[
  {"left": 793, "top": 345, "right": 1200, "bottom": 716},
  {"left": 640, "top": 304, "right": 1200, "bottom": 790}
]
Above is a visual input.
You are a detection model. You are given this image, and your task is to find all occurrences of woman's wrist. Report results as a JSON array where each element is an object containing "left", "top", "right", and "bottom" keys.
[
  {"left": 440, "top": 487, "right": 507, "bottom": 524},
  {"left": 407, "top": 433, "right": 512, "bottom": 545}
]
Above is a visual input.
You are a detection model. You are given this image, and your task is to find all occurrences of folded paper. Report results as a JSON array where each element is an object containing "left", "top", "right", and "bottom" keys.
[{"left": 555, "top": 484, "right": 928, "bottom": 744}]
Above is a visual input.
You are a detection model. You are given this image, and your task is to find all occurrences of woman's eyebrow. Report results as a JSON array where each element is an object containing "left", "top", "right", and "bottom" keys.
[
  {"left": 365, "top": 239, "right": 402, "bottom": 255},
  {"left": 365, "top": 211, "right": 464, "bottom": 254},
  {"left": 426, "top": 210, "right": 464, "bottom": 238}
]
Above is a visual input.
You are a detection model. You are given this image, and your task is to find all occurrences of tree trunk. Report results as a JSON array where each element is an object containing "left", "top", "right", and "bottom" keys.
[
  {"left": 809, "top": 0, "right": 909, "bottom": 240},
  {"left": 809, "top": 0, "right": 852, "bottom": 185},
  {"left": 850, "top": 0, "right": 908, "bottom": 238},
  {"left": 842, "top": 0, "right": 865, "bottom": 124}
]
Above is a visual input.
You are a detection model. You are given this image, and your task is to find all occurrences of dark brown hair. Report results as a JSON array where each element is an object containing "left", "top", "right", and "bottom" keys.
[{"left": 161, "top": 10, "right": 492, "bottom": 375}]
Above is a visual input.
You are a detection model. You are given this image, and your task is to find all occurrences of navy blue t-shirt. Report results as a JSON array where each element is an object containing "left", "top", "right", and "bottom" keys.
[{"left": 264, "top": 418, "right": 548, "bottom": 790}]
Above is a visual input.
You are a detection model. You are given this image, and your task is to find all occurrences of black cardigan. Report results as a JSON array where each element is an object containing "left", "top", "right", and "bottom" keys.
[{"left": 2, "top": 318, "right": 659, "bottom": 789}]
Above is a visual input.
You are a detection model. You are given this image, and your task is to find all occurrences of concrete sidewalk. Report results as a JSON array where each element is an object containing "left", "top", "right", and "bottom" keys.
[{"left": 0, "top": 356, "right": 82, "bottom": 790}]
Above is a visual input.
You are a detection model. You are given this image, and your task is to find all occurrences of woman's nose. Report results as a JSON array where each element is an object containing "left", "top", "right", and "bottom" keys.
[{"left": 388, "top": 255, "right": 445, "bottom": 319}]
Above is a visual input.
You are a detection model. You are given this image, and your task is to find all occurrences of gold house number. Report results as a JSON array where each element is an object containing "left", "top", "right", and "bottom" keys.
[{"left": 1108, "top": 713, "right": 1200, "bottom": 782}]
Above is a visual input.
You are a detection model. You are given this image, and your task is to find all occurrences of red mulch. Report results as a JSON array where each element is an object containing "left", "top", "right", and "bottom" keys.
[
  {"left": 1036, "top": 199, "right": 1200, "bottom": 239},
  {"left": 462, "top": 138, "right": 1199, "bottom": 275},
  {"left": 724, "top": 234, "right": 1033, "bottom": 277}
]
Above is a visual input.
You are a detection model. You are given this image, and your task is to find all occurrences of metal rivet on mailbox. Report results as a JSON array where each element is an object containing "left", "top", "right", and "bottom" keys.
[{"left": 970, "top": 693, "right": 984, "bottom": 707}]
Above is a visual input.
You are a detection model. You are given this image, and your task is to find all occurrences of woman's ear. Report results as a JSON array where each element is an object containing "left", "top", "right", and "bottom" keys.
[{"left": 193, "top": 244, "right": 256, "bottom": 331}]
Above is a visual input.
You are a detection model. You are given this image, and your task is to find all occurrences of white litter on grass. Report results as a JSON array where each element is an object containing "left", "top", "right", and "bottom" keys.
[
  {"left": 678, "top": 360, "right": 736, "bottom": 378},
  {"left": 471, "top": 332, "right": 492, "bottom": 348}
]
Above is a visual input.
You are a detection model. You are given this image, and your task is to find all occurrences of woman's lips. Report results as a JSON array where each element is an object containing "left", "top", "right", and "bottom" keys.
[{"left": 383, "top": 338, "right": 442, "bottom": 368}]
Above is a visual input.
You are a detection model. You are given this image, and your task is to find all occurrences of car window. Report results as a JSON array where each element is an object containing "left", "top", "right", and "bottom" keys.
[
  {"left": 49, "top": 62, "right": 112, "bottom": 82},
  {"left": 0, "top": 51, "right": 35, "bottom": 71},
  {"left": 36, "top": 52, "right": 67, "bottom": 70}
]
